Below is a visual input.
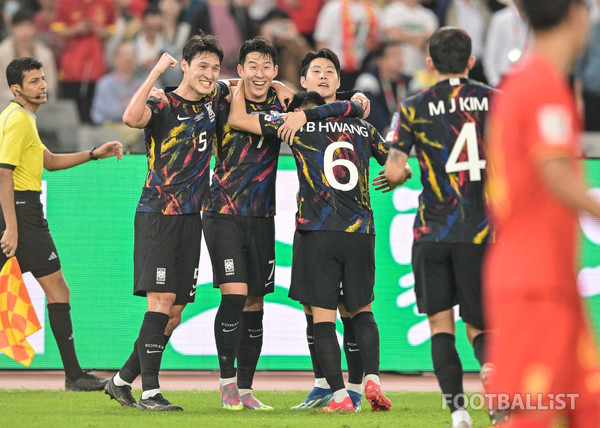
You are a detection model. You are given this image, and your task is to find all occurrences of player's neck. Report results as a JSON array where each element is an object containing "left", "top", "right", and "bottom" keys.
[
  {"left": 435, "top": 72, "right": 468, "bottom": 83},
  {"left": 532, "top": 32, "right": 577, "bottom": 78}
]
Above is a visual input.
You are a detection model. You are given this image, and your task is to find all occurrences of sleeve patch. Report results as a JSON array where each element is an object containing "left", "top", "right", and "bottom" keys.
[{"left": 537, "top": 104, "right": 572, "bottom": 146}]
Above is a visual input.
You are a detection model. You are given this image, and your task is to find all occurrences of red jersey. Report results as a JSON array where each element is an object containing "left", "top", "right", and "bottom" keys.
[
  {"left": 52, "top": 0, "right": 116, "bottom": 82},
  {"left": 485, "top": 54, "right": 582, "bottom": 300}
]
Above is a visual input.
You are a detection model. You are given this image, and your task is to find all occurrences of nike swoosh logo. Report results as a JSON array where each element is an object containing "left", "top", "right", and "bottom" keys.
[
  {"left": 264, "top": 281, "right": 274, "bottom": 288},
  {"left": 177, "top": 114, "right": 191, "bottom": 120},
  {"left": 146, "top": 350, "right": 162, "bottom": 354},
  {"left": 249, "top": 333, "right": 263, "bottom": 338},
  {"left": 223, "top": 327, "right": 238, "bottom": 333},
  {"left": 348, "top": 348, "right": 360, "bottom": 352}
]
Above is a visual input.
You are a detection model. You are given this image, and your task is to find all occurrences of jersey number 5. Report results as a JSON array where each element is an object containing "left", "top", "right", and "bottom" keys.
[
  {"left": 445, "top": 122, "right": 486, "bottom": 182},
  {"left": 324, "top": 141, "right": 359, "bottom": 191}
]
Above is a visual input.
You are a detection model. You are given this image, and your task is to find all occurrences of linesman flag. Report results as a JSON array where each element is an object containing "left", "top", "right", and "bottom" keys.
[{"left": 0, "top": 258, "right": 41, "bottom": 367}]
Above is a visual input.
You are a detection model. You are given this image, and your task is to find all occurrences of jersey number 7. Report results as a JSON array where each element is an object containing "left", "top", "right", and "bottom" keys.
[{"left": 445, "top": 122, "right": 486, "bottom": 182}]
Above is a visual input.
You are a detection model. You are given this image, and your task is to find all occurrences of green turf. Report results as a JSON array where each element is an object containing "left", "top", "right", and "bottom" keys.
[{"left": 0, "top": 390, "right": 491, "bottom": 427}]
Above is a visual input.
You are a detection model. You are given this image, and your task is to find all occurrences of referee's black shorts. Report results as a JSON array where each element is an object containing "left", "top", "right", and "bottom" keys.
[
  {"left": 203, "top": 211, "right": 275, "bottom": 296},
  {"left": 133, "top": 211, "right": 202, "bottom": 304},
  {"left": 412, "top": 241, "right": 485, "bottom": 330},
  {"left": 290, "top": 230, "right": 375, "bottom": 313},
  {"left": 0, "top": 191, "right": 61, "bottom": 278}
]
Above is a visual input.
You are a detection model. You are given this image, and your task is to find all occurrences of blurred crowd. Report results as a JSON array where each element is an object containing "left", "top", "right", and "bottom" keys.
[{"left": 0, "top": 0, "right": 599, "bottom": 151}]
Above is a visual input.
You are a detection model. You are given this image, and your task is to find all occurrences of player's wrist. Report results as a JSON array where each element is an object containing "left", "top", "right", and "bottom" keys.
[{"left": 89, "top": 146, "right": 99, "bottom": 161}]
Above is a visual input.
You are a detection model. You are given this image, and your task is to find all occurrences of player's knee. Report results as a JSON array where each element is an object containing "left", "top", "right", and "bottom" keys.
[{"left": 244, "top": 296, "right": 264, "bottom": 311}]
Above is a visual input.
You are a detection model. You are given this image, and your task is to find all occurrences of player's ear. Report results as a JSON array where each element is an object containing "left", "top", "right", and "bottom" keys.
[
  {"left": 300, "top": 76, "right": 307, "bottom": 90},
  {"left": 181, "top": 59, "right": 188, "bottom": 74},
  {"left": 425, "top": 57, "right": 436, "bottom": 72},
  {"left": 466, "top": 56, "right": 476, "bottom": 72},
  {"left": 237, "top": 63, "right": 243, "bottom": 78},
  {"left": 273, "top": 64, "right": 279, "bottom": 79},
  {"left": 335, "top": 76, "right": 341, "bottom": 90}
]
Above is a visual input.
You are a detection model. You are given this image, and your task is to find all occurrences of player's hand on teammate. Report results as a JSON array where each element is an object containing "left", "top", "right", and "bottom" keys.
[
  {"left": 95, "top": 141, "right": 124, "bottom": 161},
  {"left": 272, "top": 82, "right": 294, "bottom": 111},
  {"left": 351, "top": 93, "right": 371, "bottom": 119},
  {"left": 0, "top": 228, "right": 17, "bottom": 258},
  {"left": 279, "top": 111, "right": 306, "bottom": 145},
  {"left": 153, "top": 53, "right": 178, "bottom": 75},
  {"left": 373, "top": 165, "right": 412, "bottom": 192}
]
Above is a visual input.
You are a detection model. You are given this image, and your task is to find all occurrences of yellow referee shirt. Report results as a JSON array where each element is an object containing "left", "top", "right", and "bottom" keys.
[{"left": 0, "top": 101, "right": 46, "bottom": 192}]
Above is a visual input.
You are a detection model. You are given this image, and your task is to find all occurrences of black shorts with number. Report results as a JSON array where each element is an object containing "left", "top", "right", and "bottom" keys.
[
  {"left": 290, "top": 230, "right": 375, "bottom": 313},
  {"left": 134, "top": 211, "right": 202, "bottom": 304},
  {"left": 0, "top": 191, "right": 61, "bottom": 278},
  {"left": 203, "top": 211, "right": 275, "bottom": 297},
  {"left": 412, "top": 242, "right": 485, "bottom": 330}
]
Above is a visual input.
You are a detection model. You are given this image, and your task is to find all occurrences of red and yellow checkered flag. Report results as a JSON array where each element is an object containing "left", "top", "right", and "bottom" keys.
[{"left": 0, "top": 258, "right": 41, "bottom": 367}]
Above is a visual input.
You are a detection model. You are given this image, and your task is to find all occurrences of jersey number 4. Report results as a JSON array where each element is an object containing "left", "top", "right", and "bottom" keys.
[
  {"left": 445, "top": 122, "right": 486, "bottom": 182},
  {"left": 324, "top": 141, "right": 359, "bottom": 191}
]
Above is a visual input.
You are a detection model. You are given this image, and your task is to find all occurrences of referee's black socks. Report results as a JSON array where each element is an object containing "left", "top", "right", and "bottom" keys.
[
  {"left": 313, "top": 321, "right": 345, "bottom": 392},
  {"left": 137, "top": 311, "right": 169, "bottom": 392},
  {"left": 47, "top": 303, "right": 84, "bottom": 380},
  {"left": 431, "top": 332, "right": 465, "bottom": 412},
  {"left": 472, "top": 332, "right": 487, "bottom": 366},
  {"left": 237, "top": 309, "right": 264, "bottom": 390},
  {"left": 351, "top": 311, "right": 380, "bottom": 376},
  {"left": 214, "top": 294, "right": 246, "bottom": 379}
]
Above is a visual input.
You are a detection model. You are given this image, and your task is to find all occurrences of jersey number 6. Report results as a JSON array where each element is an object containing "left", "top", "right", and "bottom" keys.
[
  {"left": 324, "top": 141, "right": 359, "bottom": 191},
  {"left": 445, "top": 122, "right": 486, "bottom": 182}
]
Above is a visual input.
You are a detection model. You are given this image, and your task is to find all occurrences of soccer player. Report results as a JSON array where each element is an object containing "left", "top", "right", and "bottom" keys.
[
  {"left": 384, "top": 28, "right": 496, "bottom": 428},
  {"left": 203, "top": 37, "right": 286, "bottom": 411},
  {"left": 485, "top": 0, "right": 600, "bottom": 426},
  {"left": 104, "top": 35, "right": 227, "bottom": 411},
  {"left": 228, "top": 81, "right": 395, "bottom": 413},
  {"left": 288, "top": 48, "right": 372, "bottom": 411},
  {"left": 0, "top": 57, "right": 123, "bottom": 391}
]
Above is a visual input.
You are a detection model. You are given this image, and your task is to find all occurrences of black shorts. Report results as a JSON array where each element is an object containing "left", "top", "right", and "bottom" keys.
[
  {"left": 133, "top": 212, "right": 202, "bottom": 304},
  {"left": 203, "top": 211, "right": 275, "bottom": 297},
  {"left": 290, "top": 230, "right": 375, "bottom": 313},
  {"left": 0, "top": 191, "right": 61, "bottom": 278},
  {"left": 412, "top": 242, "right": 485, "bottom": 330}
]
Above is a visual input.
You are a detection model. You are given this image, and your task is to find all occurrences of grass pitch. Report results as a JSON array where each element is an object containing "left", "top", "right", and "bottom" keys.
[{"left": 0, "top": 390, "right": 491, "bottom": 427}]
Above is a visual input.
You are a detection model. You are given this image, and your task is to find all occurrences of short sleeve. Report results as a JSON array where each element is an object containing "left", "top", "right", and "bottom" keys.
[
  {"left": 368, "top": 123, "right": 389, "bottom": 165},
  {"left": 258, "top": 114, "right": 284, "bottom": 140},
  {"left": 0, "top": 111, "right": 32, "bottom": 168}
]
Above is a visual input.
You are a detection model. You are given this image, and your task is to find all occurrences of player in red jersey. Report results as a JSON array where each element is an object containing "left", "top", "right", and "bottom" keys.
[{"left": 485, "top": 0, "right": 600, "bottom": 426}]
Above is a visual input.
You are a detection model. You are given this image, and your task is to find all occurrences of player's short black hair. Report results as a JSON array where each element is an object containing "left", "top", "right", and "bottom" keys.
[
  {"left": 183, "top": 34, "right": 224, "bottom": 65},
  {"left": 428, "top": 27, "right": 472, "bottom": 75},
  {"left": 143, "top": 3, "right": 161, "bottom": 18},
  {"left": 519, "top": 0, "right": 588, "bottom": 30},
  {"left": 288, "top": 91, "right": 326, "bottom": 111},
  {"left": 11, "top": 8, "right": 34, "bottom": 26},
  {"left": 6, "top": 57, "right": 43, "bottom": 87},
  {"left": 300, "top": 49, "right": 341, "bottom": 78},
  {"left": 239, "top": 36, "right": 278, "bottom": 66}
]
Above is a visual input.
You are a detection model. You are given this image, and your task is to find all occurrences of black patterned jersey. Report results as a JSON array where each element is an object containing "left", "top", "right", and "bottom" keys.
[
  {"left": 259, "top": 102, "right": 388, "bottom": 234},
  {"left": 208, "top": 88, "right": 284, "bottom": 217},
  {"left": 386, "top": 77, "right": 495, "bottom": 243},
  {"left": 137, "top": 82, "right": 227, "bottom": 215}
]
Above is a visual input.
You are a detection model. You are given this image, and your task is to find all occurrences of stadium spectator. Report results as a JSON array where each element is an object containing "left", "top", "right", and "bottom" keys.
[
  {"left": 90, "top": 42, "right": 145, "bottom": 152},
  {"left": 436, "top": 0, "right": 491, "bottom": 83},
  {"left": 258, "top": 8, "right": 312, "bottom": 90},
  {"left": 381, "top": 0, "right": 439, "bottom": 76},
  {"left": 313, "top": 0, "right": 381, "bottom": 91},
  {"left": 275, "top": 0, "right": 324, "bottom": 46},
  {"left": 104, "top": 0, "right": 143, "bottom": 64},
  {"left": 0, "top": 56, "right": 122, "bottom": 392},
  {"left": 0, "top": 9, "right": 57, "bottom": 105},
  {"left": 483, "top": 0, "right": 530, "bottom": 87},
  {"left": 575, "top": 0, "right": 600, "bottom": 131},
  {"left": 33, "top": 0, "right": 63, "bottom": 62},
  {"left": 354, "top": 40, "right": 411, "bottom": 135},
  {"left": 384, "top": 27, "right": 497, "bottom": 428},
  {"left": 132, "top": 5, "right": 165, "bottom": 83},
  {"left": 228, "top": 83, "right": 395, "bottom": 413},
  {"left": 104, "top": 35, "right": 228, "bottom": 412},
  {"left": 485, "top": 0, "right": 600, "bottom": 425},
  {"left": 51, "top": 0, "right": 116, "bottom": 123},
  {"left": 188, "top": 0, "right": 257, "bottom": 78},
  {"left": 157, "top": 0, "right": 191, "bottom": 87}
]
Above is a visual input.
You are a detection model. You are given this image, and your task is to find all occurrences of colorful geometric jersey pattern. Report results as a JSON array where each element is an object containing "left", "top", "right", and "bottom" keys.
[
  {"left": 387, "top": 78, "right": 496, "bottom": 243},
  {"left": 259, "top": 101, "right": 388, "bottom": 234},
  {"left": 137, "top": 82, "right": 227, "bottom": 215},
  {"left": 209, "top": 87, "right": 285, "bottom": 217}
]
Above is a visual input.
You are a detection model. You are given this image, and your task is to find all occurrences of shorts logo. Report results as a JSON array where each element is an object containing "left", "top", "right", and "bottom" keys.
[
  {"left": 156, "top": 267, "right": 166, "bottom": 285},
  {"left": 224, "top": 259, "right": 235, "bottom": 276},
  {"left": 48, "top": 251, "right": 58, "bottom": 261}
]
